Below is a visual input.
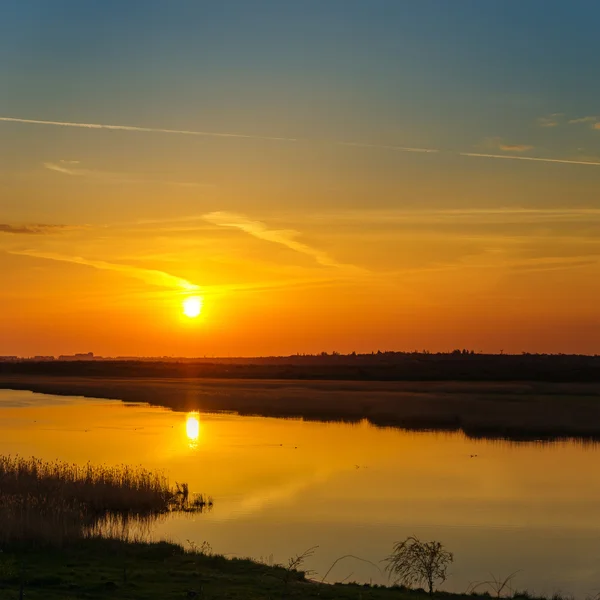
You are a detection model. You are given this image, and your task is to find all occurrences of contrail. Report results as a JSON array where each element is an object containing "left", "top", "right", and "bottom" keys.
[
  {"left": 338, "top": 141, "right": 438, "bottom": 154},
  {"left": 0, "top": 116, "right": 298, "bottom": 143},
  {"left": 0, "top": 115, "right": 436, "bottom": 153},
  {"left": 3, "top": 115, "right": 600, "bottom": 167},
  {"left": 459, "top": 152, "right": 600, "bottom": 167}
]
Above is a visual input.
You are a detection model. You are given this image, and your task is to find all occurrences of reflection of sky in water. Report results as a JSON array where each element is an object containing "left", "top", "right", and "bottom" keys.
[{"left": 1, "top": 389, "right": 600, "bottom": 596}]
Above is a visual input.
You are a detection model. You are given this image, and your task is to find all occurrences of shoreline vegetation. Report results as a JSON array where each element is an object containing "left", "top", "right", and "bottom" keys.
[
  {"left": 2, "top": 353, "right": 600, "bottom": 383},
  {"left": 2, "top": 361, "right": 600, "bottom": 440},
  {"left": 0, "top": 536, "right": 587, "bottom": 600},
  {"left": 0, "top": 455, "right": 211, "bottom": 546}
]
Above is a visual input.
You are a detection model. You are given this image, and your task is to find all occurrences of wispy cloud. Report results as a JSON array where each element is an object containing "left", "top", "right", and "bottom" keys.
[
  {"left": 305, "top": 207, "right": 600, "bottom": 226},
  {"left": 507, "top": 256, "right": 599, "bottom": 273},
  {"left": 9, "top": 248, "right": 341, "bottom": 298},
  {"left": 125, "top": 207, "right": 600, "bottom": 233},
  {"left": 9, "top": 250, "right": 200, "bottom": 291},
  {"left": 483, "top": 137, "right": 533, "bottom": 153},
  {"left": 537, "top": 113, "right": 599, "bottom": 128},
  {"left": 43, "top": 162, "right": 82, "bottom": 175},
  {"left": 204, "top": 211, "right": 353, "bottom": 269},
  {"left": 43, "top": 161, "right": 211, "bottom": 188},
  {"left": 568, "top": 116, "right": 597, "bottom": 125},
  {"left": 537, "top": 114, "right": 563, "bottom": 127},
  {"left": 498, "top": 143, "right": 533, "bottom": 153},
  {"left": 0, "top": 223, "right": 73, "bottom": 235}
]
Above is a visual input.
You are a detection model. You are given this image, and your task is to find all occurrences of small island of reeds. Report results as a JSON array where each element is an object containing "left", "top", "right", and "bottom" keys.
[{"left": 0, "top": 455, "right": 212, "bottom": 546}]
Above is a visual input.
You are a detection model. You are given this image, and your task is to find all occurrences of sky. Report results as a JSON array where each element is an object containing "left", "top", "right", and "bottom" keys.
[{"left": 2, "top": 0, "right": 600, "bottom": 357}]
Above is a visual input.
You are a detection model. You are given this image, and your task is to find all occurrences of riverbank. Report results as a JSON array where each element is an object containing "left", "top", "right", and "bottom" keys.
[
  {"left": 0, "top": 537, "right": 552, "bottom": 600},
  {"left": 2, "top": 375, "right": 600, "bottom": 440}
]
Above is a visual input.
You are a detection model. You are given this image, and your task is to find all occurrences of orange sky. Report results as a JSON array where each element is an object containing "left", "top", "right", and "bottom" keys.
[{"left": 2, "top": 3, "right": 600, "bottom": 356}]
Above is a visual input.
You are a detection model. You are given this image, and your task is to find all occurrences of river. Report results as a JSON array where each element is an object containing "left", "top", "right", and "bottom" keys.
[{"left": 1, "top": 388, "right": 599, "bottom": 597}]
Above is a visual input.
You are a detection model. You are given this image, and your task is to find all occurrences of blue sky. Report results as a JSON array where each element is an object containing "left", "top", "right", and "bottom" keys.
[{"left": 3, "top": 0, "right": 600, "bottom": 147}]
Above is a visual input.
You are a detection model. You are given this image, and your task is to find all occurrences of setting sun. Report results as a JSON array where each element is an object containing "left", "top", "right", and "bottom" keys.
[{"left": 182, "top": 297, "right": 203, "bottom": 319}]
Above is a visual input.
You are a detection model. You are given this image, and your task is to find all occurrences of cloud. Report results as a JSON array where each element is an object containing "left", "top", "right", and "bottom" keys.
[
  {"left": 568, "top": 116, "right": 597, "bottom": 125},
  {"left": 537, "top": 114, "right": 562, "bottom": 127},
  {"left": 481, "top": 137, "right": 533, "bottom": 154},
  {"left": 44, "top": 162, "right": 79, "bottom": 175},
  {"left": 0, "top": 116, "right": 297, "bottom": 142},
  {"left": 537, "top": 113, "right": 599, "bottom": 128},
  {"left": 9, "top": 250, "right": 200, "bottom": 291},
  {"left": 303, "top": 207, "right": 600, "bottom": 228},
  {"left": 0, "top": 223, "right": 72, "bottom": 235},
  {"left": 128, "top": 207, "right": 600, "bottom": 234},
  {"left": 203, "top": 277, "right": 338, "bottom": 296},
  {"left": 460, "top": 152, "right": 600, "bottom": 167},
  {"left": 43, "top": 162, "right": 211, "bottom": 188},
  {"left": 204, "top": 211, "right": 352, "bottom": 269},
  {"left": 507, "top": 257, "right": 599, "bottom": 273},
  {"left": 498, "top": 143, "right": 533, "bottom": 153},
  {"left": 9, "top": 249, "right": 340, "bottom": 298}
]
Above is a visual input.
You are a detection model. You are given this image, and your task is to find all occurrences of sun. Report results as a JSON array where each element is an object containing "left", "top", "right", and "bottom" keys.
[{"left": 183, "top": 296, "right": 203, "bottom": 318}]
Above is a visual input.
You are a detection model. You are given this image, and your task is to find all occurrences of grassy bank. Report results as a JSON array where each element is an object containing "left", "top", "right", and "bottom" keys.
[
  {"left": 3, "top": 375, "right": 600, "bottom": 440},
  {"left": 0, "top": 537, "right": 553, "bottom": 600}
]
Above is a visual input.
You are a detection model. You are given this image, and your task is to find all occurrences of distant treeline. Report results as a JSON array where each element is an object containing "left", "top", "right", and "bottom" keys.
[{"left": 2, "top": 352, "right": 600, "bottom": 382}]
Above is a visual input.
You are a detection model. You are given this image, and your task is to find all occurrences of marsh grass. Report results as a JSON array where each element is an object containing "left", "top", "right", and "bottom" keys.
[{"left": 0, "top": 455, "right": 212, "bottom": 546}]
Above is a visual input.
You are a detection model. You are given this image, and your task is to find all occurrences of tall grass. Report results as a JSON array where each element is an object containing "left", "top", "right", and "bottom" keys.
[{"left": 0, "top": 455, "right": 211, "bottom": 546}]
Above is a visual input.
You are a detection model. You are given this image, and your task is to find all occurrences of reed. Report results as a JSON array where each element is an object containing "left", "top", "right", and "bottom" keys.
[{"left": 0, "top": 455, "right": 211, "bottom": 546}]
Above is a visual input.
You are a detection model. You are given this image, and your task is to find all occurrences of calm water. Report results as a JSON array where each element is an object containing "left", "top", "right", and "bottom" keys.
[{"left": 2, "top": 389, "right": 600, "bottom": 597}]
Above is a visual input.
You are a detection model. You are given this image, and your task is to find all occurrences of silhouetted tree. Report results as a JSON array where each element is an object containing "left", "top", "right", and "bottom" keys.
[{"left": 385, "top": 536, "right": 453, "bottom": 595}]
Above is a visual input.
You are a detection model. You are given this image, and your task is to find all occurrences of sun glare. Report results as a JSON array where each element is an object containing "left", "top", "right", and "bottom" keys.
[
  {"left": 186, "top": 413, "right": 200, "bottom": 442},
  {"left": 183, "top": 296, "right": 203, "bottom": 318}
]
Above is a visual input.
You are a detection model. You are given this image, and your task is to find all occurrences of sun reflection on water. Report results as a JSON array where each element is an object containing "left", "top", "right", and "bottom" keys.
[{"left": 185, "top": 413, "right": 200, "bottom": 448}]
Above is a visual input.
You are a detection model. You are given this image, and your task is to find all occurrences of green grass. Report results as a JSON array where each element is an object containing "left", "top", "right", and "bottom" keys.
[{"left": 0, "top": 537, "right": 503, "bottom": 600}]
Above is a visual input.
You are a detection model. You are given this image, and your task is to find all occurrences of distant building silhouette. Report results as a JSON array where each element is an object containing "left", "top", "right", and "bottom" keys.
[{"left": 58, "top": 352, "right": 95, "bottom": 361}]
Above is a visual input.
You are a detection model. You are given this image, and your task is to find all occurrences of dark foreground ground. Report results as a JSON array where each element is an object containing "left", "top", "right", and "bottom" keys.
[
  {"left": 1, "top": 537, "right": 391, "bottom": 599},
  {"left": 0, "top": 538, "right": 546, "bottom": 600},
  {"left": 2, "top": 371, "right": 600, "bottom": 440}
]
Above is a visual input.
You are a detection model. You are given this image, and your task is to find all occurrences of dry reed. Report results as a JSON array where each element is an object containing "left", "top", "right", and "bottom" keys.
[{"left": 0, "top": 455, "right": 211, "bottom": 546}]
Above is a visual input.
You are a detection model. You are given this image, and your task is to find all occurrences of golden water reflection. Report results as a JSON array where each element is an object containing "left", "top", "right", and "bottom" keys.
[{"left": 185, "top": 412, "right": 200, "bottom": 447}]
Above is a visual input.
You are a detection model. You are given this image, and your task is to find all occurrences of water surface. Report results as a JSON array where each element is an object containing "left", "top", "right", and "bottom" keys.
[{"left": 1, "top": 389, "right": 599, "bottom": 597}]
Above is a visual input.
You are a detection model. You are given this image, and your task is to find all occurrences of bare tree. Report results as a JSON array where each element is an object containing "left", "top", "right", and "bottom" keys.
[{"left": 384, "top": 536, "right": 453, "bottom": 595}]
